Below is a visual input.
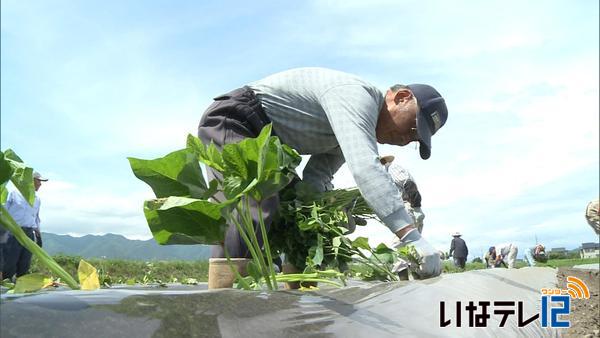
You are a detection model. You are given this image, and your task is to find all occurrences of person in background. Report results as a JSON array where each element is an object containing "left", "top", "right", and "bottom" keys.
[
  {"left": 524, "top": 244, "right": 547, "bottom": 267},
  {"left": 380, "top": 155, "right": 425, "bottom": 234},
  {"left": 585, "top": 198, "right": 599, "bottom": 235},
  {"left": 488, "top": 243, "right": 518, "bottom": 269},
  {"left": 484, "top": 247, "right": 505, "bottom": 268},
  {"left": 1, "top": 172, "right": 48, "bottom": 280},
  {"left": 449, "top": 232, "right": 468, "bottom": 270}
]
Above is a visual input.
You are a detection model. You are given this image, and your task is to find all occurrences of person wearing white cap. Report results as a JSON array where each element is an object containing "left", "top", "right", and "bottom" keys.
[
  {"left": 449, "top": 232, "right": 468, "bottom": 269},
  {"left": 379, "top": 155, "right": 425, "bottom": 234},
  {"left": 524, "top": 244, "right": 547, "bottom": 267},
  {"left": 1, "top": 171, "right": 48, "bottom": 280}
]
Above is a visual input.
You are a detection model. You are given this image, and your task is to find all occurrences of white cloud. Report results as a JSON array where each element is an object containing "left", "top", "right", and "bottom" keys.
[{"left": 36, "top": 179, "right": 153, "bottom": 239}]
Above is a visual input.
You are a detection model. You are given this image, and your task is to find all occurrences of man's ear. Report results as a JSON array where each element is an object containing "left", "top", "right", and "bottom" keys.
[{"left": 393, "top": 88, "right": 413, "bottom": 103}]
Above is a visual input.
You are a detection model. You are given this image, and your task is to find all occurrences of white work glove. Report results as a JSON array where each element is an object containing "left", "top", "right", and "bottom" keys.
[{"left": 392, "top": 228, "right": 442, "bottom": 279}]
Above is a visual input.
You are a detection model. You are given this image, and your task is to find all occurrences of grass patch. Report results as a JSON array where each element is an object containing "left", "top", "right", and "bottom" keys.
[
  {"left": 443, "top": 257, "right": 599, "bottom": 273},
  {"left": 29, "top": 254, "right": 209, "bottom": 285},
  {"left": 535, "top": 257, "right": 599, "bottom": 268}
]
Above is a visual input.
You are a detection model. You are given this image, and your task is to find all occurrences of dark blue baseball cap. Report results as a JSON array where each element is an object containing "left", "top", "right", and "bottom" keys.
[{"left": 407, "top": 84, "right": 448, "bottom": 160}]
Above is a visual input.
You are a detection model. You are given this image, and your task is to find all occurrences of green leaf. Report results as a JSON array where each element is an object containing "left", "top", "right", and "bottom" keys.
[
  {"left": 0, "top": 150, "right": 11, "bottom": 204},
  {"left": 128, "top": 148, "right": 208, "bottom": 199},
  {"left": 246, "top": 260, "right": 262, "bottom": 283},
  {"left": 13, "top": 273, "right": 53, "bottom": 293},
  {"left": 3, "top": 149, "right": 35, "bottom": 206},
  {"left": 372, "top": 252, "right": 394, "bottom": 264},
  {"left": 352, "top": 237, "right": 372, "bottom": 251},
  {"left": 3, "top": 149, "right": 24, "bottom": 163},
  {"left": 0, "top": 185, "right": 7, "bottom": 206},
  {"left": 332, "top": 236, "right": 342, "bottom": 256},
  {"left": 143, "top": 196, "right": 227, "bottom": 245},
  {"left": 312, "top": 234, "right": 324, "bottom": 266},
  {"left": 204, "top": 179, "right": 219, "bottom": 199},
  {"left": 374, "top": 243, "right": 394, "bottom": 254},
  {"left": 254, "top": 124, "right": 273, "bottom": 179},
  {"left": 222, "top": 145, "right": 248, "bottom": 180},
  {"left": 0, "top": 151, "right": 14, "bottom": 185},
  {"left": 78, "top": 259, "right": 100, "bottom": 291},
  {"left": 205, "top": 143, "right": 225, "bottom": 172},
  {"left": 250, "top": 170, "right": 295, "bottom": 201},
  {"left": 188, "top": 135, "right": 225, "bottom": 172},
  {"left": 186, "top": 134, "right": 204, "bottom": 156},
  {"left": 223, "top": 176, "right": 245, "bottom": 200}
]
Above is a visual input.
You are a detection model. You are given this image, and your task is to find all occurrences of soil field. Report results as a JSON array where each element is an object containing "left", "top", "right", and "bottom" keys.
[{"left": 556, "top": 267, "right": 600, "bottom": 337}]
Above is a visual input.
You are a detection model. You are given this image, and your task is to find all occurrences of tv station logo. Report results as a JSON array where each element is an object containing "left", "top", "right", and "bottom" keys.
[
  {"left": 440, "top": 276, "right": 590, "bottom": 328},
  {"left": 539, "top": 276, "right": 590, "bottom": 328}
]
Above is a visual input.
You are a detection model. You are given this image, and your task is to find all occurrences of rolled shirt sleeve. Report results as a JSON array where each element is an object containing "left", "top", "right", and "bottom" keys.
[{"left": 319, "top": 84, "right": 413, "bottom": 232}]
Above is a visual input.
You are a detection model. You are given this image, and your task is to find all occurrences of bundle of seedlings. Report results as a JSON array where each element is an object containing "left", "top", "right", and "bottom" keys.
[{"left": 271, "top": 182, "right": 401, "bottom": 282}]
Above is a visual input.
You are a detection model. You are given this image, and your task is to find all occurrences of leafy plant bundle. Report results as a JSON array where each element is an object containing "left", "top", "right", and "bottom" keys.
[
  {"left": 271, "top": 182, "right": 400, "bottom": 282},
  {"left": 129, "top": 125, "right": 327, "bottom": 290}
]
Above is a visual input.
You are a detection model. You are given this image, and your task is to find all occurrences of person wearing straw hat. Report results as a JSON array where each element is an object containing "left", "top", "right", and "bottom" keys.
[
  {"left": 449, "top": 232, "right": 468, "bottom": 270},
  {"left": 1, "top": 171, "right": 48, "bottom": 280}
]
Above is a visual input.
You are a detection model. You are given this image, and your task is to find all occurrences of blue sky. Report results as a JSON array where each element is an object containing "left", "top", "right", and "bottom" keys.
[{"left": 2, "top": 0, "right": 598, "bottom": 259}]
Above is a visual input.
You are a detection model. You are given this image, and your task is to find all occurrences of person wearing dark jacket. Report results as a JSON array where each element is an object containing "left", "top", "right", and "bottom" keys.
[{"left": 449, "top": 232, "right": 468, "bottom": 269}]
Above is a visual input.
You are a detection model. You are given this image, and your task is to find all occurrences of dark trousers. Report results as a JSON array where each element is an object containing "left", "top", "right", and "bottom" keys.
[
  {"left": 1, "top": 227, "right": 35, "bottom": 279},
  {"left": 453, "top": 257, "right": 466, "bottom": 269},
  {"left": 198, "top": 87, "right": 279, "bottom": 259}
]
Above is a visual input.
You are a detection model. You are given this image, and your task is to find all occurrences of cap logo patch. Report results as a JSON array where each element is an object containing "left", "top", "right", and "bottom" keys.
[{"left": 431, "top": 111, "right": 442, "bottom": 132}]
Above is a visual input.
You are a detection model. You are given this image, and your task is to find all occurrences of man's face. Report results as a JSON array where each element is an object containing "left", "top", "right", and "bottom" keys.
[
  {"left": 376, "top": 89, "right": 419, "bottom": 146},
  {"left": 34, "top": 178, "right": 42, "bottom": 191}
]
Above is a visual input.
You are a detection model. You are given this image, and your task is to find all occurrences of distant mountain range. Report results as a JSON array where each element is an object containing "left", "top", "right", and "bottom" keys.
[{"left": 41, "top": 233, "right": 211, "bottom": 261}]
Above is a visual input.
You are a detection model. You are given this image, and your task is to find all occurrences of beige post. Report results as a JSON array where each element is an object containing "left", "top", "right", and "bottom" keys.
[{"left": 208, "top": 258, "right": 250, "bottom": 289}]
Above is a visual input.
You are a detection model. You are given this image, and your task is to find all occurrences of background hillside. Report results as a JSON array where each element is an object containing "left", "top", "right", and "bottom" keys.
[{"left": 42, "top": 233, "right": 211, "bottom": 261}]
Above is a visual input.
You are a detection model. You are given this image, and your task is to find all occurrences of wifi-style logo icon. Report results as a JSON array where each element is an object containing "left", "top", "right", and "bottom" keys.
[{"left": 566, "top": 276, "right": 590, "bottom": 299}]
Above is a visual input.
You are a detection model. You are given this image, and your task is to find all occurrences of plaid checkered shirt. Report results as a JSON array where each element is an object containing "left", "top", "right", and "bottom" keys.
[{"left": 249, "top": 67, "right": 413, "bottom": 233}]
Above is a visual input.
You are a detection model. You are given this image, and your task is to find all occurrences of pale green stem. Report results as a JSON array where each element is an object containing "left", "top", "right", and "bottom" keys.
[
  {"left": 256, "top": 201, "right": 278, "bottom": 290},
  {"left": 237, "top": 199, "right": 272, "bottom": 289},
  {"left": 227, "top": 213, "right": 261, "bottom": 268},
  {"left": 0, "top": 205, "right": 79, "bottom": 289},
  {"left": 325, "top": 224, "right": 398, "bottom": 281},
  {"left": 332, "top": 251, "right": 397, "bottom": 280}
]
